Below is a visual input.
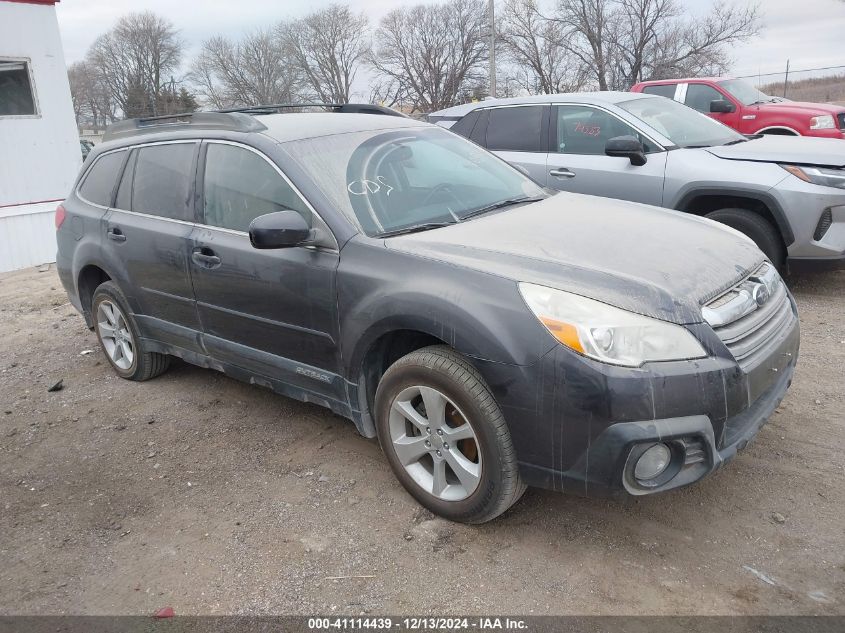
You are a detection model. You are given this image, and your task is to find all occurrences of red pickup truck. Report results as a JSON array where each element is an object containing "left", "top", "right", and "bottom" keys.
[{"left": 631, "top": 77, "right": 845, "bottom": 139}]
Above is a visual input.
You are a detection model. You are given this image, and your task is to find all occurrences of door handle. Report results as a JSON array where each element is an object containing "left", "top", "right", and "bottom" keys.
[
  {"left": 549, "top": 168, "right": 576, "bottom": 179},
  {"left": 191, "top": 248, "right": 221, "bottom": 268},
  {"left": 107, "top": 227, "right": 126, "bottom": 242}
]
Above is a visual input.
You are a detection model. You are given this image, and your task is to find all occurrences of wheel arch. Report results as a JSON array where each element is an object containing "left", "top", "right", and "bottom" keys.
[
  {"left": 673, "top": 187, "right": 794, "bottom": 247},
  {"left": 77, "top": 263, "right": 113, "bottom": 328},
  {"left": 754, "top": 125, "right": 801, "bottom": 136}
]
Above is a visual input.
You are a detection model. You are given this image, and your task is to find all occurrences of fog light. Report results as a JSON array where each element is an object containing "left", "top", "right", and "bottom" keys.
[{"left": 634, "top": 443, "right": 672, "bottom": 481}]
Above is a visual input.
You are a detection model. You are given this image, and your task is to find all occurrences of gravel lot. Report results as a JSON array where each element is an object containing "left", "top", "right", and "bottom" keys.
[{"left": 0, "top": 265, "right": 843, "bottom": 615}]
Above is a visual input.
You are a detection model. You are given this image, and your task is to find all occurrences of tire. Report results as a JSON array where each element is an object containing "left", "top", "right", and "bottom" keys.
[
  {"left": 705, "top": 207, "right": 785, "bottom": 267},
  {"left": 374, "top": 345, "right": 526, "bottom": 523},
  {"left": 91, "top": 281, "right": 170, "bottom": 381}
]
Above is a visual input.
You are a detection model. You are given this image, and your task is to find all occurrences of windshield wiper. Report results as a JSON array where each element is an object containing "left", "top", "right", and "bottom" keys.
[
  {"left": 377, "top": 221, "right": 457, "bottom": 238},
  {"left": 722, "top": 138, "right": 750, "bottom": 146},
  {"left": 459, "top": 196, "right": 545, "bottom": 221}
]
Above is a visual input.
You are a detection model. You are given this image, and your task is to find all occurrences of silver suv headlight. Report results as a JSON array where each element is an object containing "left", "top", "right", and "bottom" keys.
[
  {"left": 519, "top": 283, "right": 707, "bottom": 367},
  {"left": 781, "top": 164, "right": 845, "bottom": 189}
]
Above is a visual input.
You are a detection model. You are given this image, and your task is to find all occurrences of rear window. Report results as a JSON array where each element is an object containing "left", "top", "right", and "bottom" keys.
[
  {"left": 642, "top": 84, "right": 677, "bottom": 99},
  {"left": 131, "top": 143, "right": 196, "bottom": 221},
  {"left": 486, "top": 106, "right": 544, "bottom": 152},
  {"left": 78, "top": 151, "right": 126, "bottom": 207}
]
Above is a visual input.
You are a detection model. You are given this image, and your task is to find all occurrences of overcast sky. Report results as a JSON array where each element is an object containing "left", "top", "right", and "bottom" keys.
[{"left": 55, "top": 0, "right": 845, "bottom": 87}]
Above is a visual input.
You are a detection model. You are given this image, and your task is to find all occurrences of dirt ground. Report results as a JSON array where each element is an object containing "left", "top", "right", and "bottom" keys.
[{"left": 0, "top": 265, "right": 843, "bottom": 616}]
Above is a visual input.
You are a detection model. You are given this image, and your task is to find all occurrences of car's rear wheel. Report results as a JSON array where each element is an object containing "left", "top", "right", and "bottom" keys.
[
  {"left": 374, "top": 345, "right": 526, "bottom": 523},
  {"left": 92, "top": 281, "right": 170, "bottom": 381},
  {"left": 706, "top": 207, "right": 785, "bottom": 268}
]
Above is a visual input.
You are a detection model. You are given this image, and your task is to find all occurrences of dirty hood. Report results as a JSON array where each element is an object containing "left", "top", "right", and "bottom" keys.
[
  {"left": 706, "top": 135, "right": 845, "bottom": 168},
  {"left": 386, "top": 193, "right": 765, "bottom": 324}
]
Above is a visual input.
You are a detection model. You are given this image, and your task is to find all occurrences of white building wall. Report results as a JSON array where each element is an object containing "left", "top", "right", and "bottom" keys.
[{"left": 0, "top": 0, "right": 82, "bottom": 271}]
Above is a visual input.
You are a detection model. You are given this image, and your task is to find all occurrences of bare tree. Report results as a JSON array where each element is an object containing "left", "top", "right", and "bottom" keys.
[
  {"left": 370, "top": 0, "right": 489, "bottom": 113},
  {"left": 499, "top": 0, "right": 588, "bottom": 93},
  {"left": 282, "top": 5, "right": 369, "bottom": 103},
  {"left": 553, "top": 0, "right": 760, "bottom": 91},
  {"left": 191, "top": 29, "right": 302, "bottom": 108},
  {"left": 67, "top": 60, "right": 117, "bottom": 130},
  {"left": 87, "top": 11, "right": 185, "bottom": 117}
]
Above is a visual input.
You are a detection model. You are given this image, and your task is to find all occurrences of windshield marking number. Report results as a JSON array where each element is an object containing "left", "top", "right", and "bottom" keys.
[{"left": 348, "top": 176, "right": 394, "bottom": 197}]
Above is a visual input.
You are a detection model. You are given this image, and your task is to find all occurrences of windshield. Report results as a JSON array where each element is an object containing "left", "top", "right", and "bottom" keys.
[
  {"left": 618, "top": 96, "right": 745, "bottom": 148},
  {"left": 719, "top": 79, "right": 774, "bottom": 105},
  {"left": 282, "top": 127, "right": 545, "bottom": 237}
]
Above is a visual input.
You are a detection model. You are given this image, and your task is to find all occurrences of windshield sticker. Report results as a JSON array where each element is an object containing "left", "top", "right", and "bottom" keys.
[{"left": 348, "top": 176, "right": 394, "bottom": 197}]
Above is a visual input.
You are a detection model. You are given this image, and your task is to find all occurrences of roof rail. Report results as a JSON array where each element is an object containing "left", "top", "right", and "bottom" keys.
[
  {"left": 215, "top": 103, "right": 407, "bottom": 117},
  {"left": 102, "top": 102, "right": 406, "bottom": 142},
  {"left": 102, "top": 111, "right": 268, "bottom": 142}
]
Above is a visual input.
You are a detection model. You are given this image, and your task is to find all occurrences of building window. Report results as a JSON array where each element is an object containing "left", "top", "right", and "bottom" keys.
[{"left": 0, "top": 59, "right": 37, "bottom": 116}]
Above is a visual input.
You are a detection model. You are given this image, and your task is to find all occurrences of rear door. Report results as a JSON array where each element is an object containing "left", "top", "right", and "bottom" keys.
[
  {"left": 483, "top": 105, "right": 550, "bottom": 185},
  {"left": 189, "top": 140, "right": 343, "bottom": 402},
  {"left": 104, "top": 141, "right": 203, "bottom": 353},
  {"left": 546, "top": 104, "right": 667, "bottom": 206}
]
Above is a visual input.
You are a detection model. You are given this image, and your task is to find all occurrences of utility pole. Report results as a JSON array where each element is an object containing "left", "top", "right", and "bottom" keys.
[
  {"left": 489, "top": 0, "right": 496, "bottom": 99},
  {"left": 783, "top": 59, "right": 790, "bottom": 98}
]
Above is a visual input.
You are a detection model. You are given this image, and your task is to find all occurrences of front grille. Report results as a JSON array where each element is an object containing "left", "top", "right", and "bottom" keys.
[
  {"left": 705, "top": 264, "right": 794, "bottom": 369},
  {"left": 814, "top": 208, "right": 833, "bottom": 241}
]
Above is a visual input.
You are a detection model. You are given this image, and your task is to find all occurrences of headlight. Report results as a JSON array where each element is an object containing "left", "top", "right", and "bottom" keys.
[
  {"left": 519, "top": 283, "right": 707, "bottom": 367},
  {"left": 809, "top": 115, "right": 836, "bottom": 130},
  {"left": 781, "top": 164, "right": 845, "bottom": 189}
]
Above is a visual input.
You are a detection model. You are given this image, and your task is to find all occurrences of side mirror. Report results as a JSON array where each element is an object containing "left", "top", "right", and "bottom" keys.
[
  {"left": 249, "top": 210, "right": 312, "bottom": 249},
  {"left": 605, "top": 135, "right": 647, "bottom": 166},
  {"left": 710, "top": 100, "right": 736, "bottom": 114}
]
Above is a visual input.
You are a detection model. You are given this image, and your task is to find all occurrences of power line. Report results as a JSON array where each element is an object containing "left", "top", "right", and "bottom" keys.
[{"left": 736, "top": 64, "right": 845, "bottom": 79}]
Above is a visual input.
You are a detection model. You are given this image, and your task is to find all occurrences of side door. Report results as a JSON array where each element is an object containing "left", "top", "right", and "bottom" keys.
[
  {"left": 103, "top": 141, "right": 203, "bottom": 353},
  {"left": 189, "top": 140, "right": 344, "bottom": 402},
  {"left": 483, "top": 105, "right": 550, "bottom": 185},
  {"left": 683, "top": 82, "right": 742, "bottom": 130},
  {"left": 546, "top": 104, "right": 667, "bottom": 206}
]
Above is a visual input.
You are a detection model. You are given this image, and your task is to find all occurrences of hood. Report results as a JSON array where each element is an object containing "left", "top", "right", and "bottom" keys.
[
  {"left": 706, "top": 135, "right": 845, "bottom": 168},
  {"left": 756, "top": 100, "right": 845, "bottom": 117},
  {"left": 385, "top": 194, "right": 765, "bottom": 325}
]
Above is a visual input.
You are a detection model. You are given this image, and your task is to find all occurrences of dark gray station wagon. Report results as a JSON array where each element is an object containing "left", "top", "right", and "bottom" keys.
[{"left": 57, "top": 107, "right": 799, "bottom": 523}]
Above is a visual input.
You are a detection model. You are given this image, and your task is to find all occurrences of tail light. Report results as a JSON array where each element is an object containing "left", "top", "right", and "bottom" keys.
[{"left": 55, "top": 204, "right": 67, "bottom": 229}]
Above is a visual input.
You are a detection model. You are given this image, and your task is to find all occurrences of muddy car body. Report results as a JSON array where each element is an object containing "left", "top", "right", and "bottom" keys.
[{"left": 56, "top": 109, "right": 799, "bottom": 522}]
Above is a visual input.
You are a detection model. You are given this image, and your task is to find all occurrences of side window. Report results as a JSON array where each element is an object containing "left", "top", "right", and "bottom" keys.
[
  {"left": 555, "top": 105, "right": 658, "bottom": 155},
  {"left": 642, "top": 84, "right": 677, "bottom": 99},
  {"left": 0, "top": 59, "right": 36, "bottom": 116},
  {"left": 448, "top": 110, "right": 480, "bottom": 139},
  {"left": 78, "top": 151, "right": 126, "bottom": 207},
  {"left": 486, "top": 106, "right": 544, "bottom": 152},
  {"left": 132, "top": 143, "right": 196, "bottom": 221},
  {"left": 685, "top": 84, "right": 725, "bottom": 113},
  {"left": 202, "top": 143, "right": 312, "bottom": 233},
  {"left": 114, "top": 150, "right": 137, "bottom": 211}
]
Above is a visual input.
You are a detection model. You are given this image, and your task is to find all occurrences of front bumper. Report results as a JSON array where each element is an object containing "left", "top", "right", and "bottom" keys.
[{"left": 476, "top": 296, "right": 800, "bottom": 497}]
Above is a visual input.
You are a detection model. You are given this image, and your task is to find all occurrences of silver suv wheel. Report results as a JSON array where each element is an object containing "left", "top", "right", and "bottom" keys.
[{"left": 388, "top": 385, "right": 482, "bottom": 501}]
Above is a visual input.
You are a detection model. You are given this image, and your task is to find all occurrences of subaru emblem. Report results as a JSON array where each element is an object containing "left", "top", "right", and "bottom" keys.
[{"left": 752, "top": 284, "right": 770, "bottom": 307}]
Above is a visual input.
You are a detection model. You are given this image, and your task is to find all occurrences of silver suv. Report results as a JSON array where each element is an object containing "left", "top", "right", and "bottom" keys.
[{"left": 430, "top": 93, "right": 845, "bottom": 272}]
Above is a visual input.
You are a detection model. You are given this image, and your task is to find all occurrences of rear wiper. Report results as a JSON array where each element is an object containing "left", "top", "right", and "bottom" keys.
[
  {"left": 459, "top": 196, "right": 545, "bottom": 221},
  {"left": 377, "top": 221, "right": 456, "bottom": 238}
]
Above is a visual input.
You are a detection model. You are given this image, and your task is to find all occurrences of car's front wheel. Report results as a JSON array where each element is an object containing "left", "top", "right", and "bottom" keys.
[
  {"left": 706, "top": 207, "right": 785, "bottom": 268},
  {"left": 374, "top": 345, "right": 526, "bottom": 523},
  {"left": 92, "top": 281, "right": 170, "bottom": 381}
]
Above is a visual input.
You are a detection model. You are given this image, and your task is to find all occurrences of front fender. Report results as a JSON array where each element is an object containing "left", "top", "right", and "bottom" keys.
[{"left": 338, "top": 240, "right": 555, "bottom": 381}]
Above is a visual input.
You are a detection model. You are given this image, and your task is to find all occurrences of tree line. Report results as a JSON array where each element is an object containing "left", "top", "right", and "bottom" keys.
[{"left": 68, "top": 0, "right": 760, "bottom": 128}]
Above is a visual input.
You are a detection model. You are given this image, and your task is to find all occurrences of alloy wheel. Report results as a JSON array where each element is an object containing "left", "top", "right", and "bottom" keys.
[
  {"left": 96, "top": 300, "right": 135, "bottom": 370},
  {"left": 388, "top": 385, "right": 482, "bottom": 501}
]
